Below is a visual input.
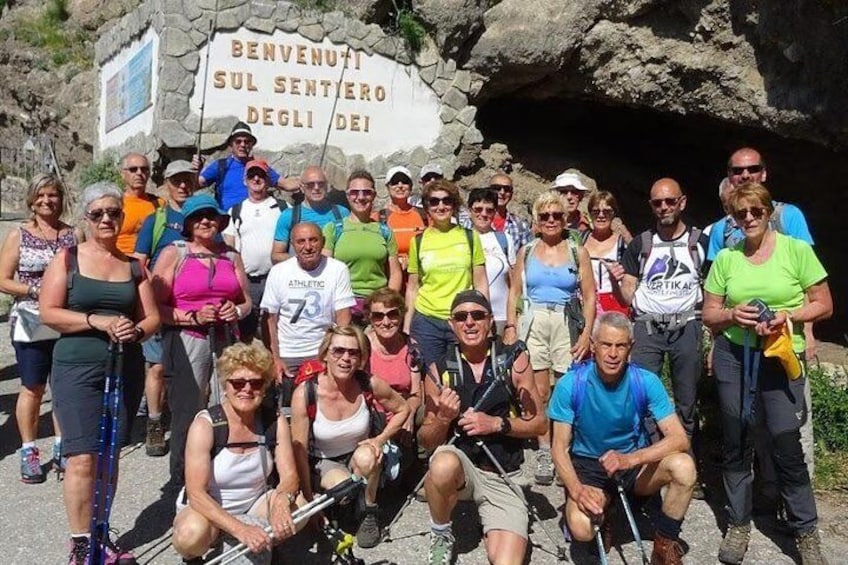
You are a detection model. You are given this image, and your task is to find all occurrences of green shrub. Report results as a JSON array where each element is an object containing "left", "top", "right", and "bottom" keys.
[
  {"left": 397, "top": 9, "right": 426, "bottom": 53},
  {"left": 78, "top": 155, "right": 122, "bottom": 188},
  {"left": 292, "top": 0, "right": 337, "bottom": 11},
  {"left": 14, "top": 1, "right": 91, "bottom": 69},
  {"left": 809, "top": 366, "right": 848, "bottom": 452}
]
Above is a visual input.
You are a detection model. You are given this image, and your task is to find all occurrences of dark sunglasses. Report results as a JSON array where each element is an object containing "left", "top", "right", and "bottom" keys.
[
  {"left": 729, "top": 164, "right": 764, "bottom": 176},
  {"left": 329, "top": 346, "right": 362, "bottom": 359},
  {"left": 451, "top": 310, "right": 489, "bottom": 322},
  {"left": 370, "top": 308, "right": 401, "bottom": 322},
  {"left": 733, "top": 206, "right": 767, "bottom": 221},
  {"left": 589, "top": 208, "right": 614, "bottom": 218},
  {"left": 471, "top": 206, "right": 495, "bottom": 215},
  {"left": 303, "top": 181, "right": 327, "bottom": 189},
  {"left": 123, "top": 166, "right": 150, "bottom": 174},
  {"left": 557, "top": 187, "right": 583, "bottom": 196},
  {"left": 246, "top": 168, "right": 268, "bottom": 179},
  {"left": 389, "top": 176, "right": 412, "bottom": 185},
  {"left": 227, "top": 378, "right": 265, "bottom": 391},
  {"left": 490, "top": 184, "right": 513, "bottom": 193},
  {"left": 347, "top": 189, "right": 375, "bottom": 199},
  {"left": 428, "top": 196, "right": 455, "bottom": 208},
  {"left": 190, "top": 210, "right": 221, "bottom": 222},
  {"left": 649, "top": 197, "right": 682, "bottom": 208},
  {"left": 85, "top": 207, "right": 123, "bottom": 222},
  {"left": 538, "top": 211, "right": 565, "bottom": 222},
  {"left": 421, "top": 173, "right": 443, "bottom": 183}
]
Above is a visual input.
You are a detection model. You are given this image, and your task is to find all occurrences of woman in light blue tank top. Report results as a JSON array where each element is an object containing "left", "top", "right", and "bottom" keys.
[{"left": 506, "top": 190, "right": 596, "bottom": 486}]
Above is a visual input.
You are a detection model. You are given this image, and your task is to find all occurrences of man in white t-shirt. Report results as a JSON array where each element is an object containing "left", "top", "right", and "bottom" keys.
[
  {"left": 223, "top": 159, "right": 285, "bottom": 346},
  {"left": 261, "top": 222, "right": 355, "bottom": 407},
  {"left": 606, "top": 178, "right": 708, "bottom": 498},
  {"left": 466, "top": 188, "right": 515, "bottom": 334}
]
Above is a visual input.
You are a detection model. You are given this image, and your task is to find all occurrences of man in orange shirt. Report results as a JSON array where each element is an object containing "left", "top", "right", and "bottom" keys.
[{"left": 117, "top": 153, "right": 163, "bottom": 254}]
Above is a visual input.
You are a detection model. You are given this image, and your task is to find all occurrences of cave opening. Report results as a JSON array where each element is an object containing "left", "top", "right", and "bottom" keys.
[{"left": 477, "top": 96, "right": 848, "bottom": 340}]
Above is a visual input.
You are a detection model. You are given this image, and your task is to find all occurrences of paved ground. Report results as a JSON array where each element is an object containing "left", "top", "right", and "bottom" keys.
[{"left": 0, "top": 315, "right": 846, "bottom": 564}]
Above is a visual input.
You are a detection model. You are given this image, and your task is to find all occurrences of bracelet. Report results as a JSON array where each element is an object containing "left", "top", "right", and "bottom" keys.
[
  {"left": 86, "top": 312, "right": 96, "bottom": 330},
  {"left": 187, "top": 310, "right": 198, "bottom": 326},
  {"left": 27, "top": 285, "right": 39, "bottom": 300},
  {"left": 504, "top": 323, "right": 516, "bottom": 329},
  {"left": 235, "top": 305, "right": 243, "bottom": 320}
]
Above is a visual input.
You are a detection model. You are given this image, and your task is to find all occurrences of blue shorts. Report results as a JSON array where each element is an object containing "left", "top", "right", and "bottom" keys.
[
  {"left": 12, "top": 338, "right": 55, "bottom": 389},
  {"left": 142, "top": 332, "right": 163, "bottom": 364}
]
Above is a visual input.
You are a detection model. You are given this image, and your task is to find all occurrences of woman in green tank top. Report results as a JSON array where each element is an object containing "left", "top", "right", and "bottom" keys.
[{"left": 40, "top": 181, "right": 160, "bottom": 564}]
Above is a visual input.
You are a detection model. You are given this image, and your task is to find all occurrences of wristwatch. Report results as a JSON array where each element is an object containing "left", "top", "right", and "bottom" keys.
[{"left": 499, "top": 417, "right": 512, "bottom": 435}]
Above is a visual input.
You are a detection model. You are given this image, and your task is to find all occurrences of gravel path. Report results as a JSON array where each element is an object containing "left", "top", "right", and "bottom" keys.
[{"left": 0, "top": 316, "right": 845, "bottom": 564}]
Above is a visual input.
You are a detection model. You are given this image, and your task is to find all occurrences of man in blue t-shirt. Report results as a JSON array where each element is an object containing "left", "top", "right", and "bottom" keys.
[
  {"left": 194, "top": 121, "right": 300, "bottom": 210},
  {"left": 133, "top": 159, "right": 198, "bottom": 458},
  {"left": 270, "top": 165, "right": 349, "bottom": 264},
  {"left": 549, "top": 312, "right": 695, "bottom": 564}
]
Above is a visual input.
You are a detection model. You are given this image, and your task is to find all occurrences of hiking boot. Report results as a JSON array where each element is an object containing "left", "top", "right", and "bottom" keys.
[
  {"left": 796, "top": 529, "right": 828, "bottom": 565},
  {"left": 20, "top": 446, "right": 45, "bottom": 484},
  {"left": 651, "top": 532, "right": 684, "bottom": 565},
  {"left": 52, "top": 440, "right": 67, "bottom": 477},
  {"left": 534, "top": 450, "right": 554, "bottom": 485},
  {"left": 355, "top": 505, "right": 381, "bottom": 548},
  {"left": 145, "top": 419, "right": 167, "bottom": 457},
  {"left": 67, "top": 537, "right": 89, "bottom": 565},
  {"left": 428, "top": 530, "right": 455, "bottom": 565},
  {"left": 718, "top": 523, "right": 751, "bottom": 564},
  {"left": 691, "top": 482, "right": 706, "bottom": 500},
  {"left": 104, "top": 537, "right": 137, "bottom": 564}
]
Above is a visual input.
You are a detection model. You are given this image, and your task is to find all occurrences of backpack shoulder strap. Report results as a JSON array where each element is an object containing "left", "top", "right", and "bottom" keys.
[
  {"left": 378, "top": 208, "right": 389, "bottom": 225},
  {"left": 331, "top": 218, "right": 346, "bottom": 247},
  {"left": 415, "top": 206, "right": 429, "bottom": 226},
  {"left": 150, "top": 205, "right": 169, "bottom": 255},
  {"left": 567, "top": 238, "right": 580, "bottom": 280},
  {"left": 260, "top": 405, "right": 278, "bottom": 449},
  {"left": 231, "top": 202, "right": 243, "bottom": 233},
  {"left": 172, "top": 240, "right": 190, "bottom": 275},
  {"left": 331, "top": 205, "right": 343, "bottom": 221},
  {"left": 770, "top": 202, "right": 785, "bottom": 233},
  {"left": 616, "top": 234, "right": 627, "bottom": 262},
  {"left": 626, "top": 364, "right": 650, "bottom": 439},
  {"left": 272, "top": 196, "right": 288, "bottom": 212},
  {"left": 305, "top": 377, "right": 318, "bottom": 421},
  {"left": 291, "top": 202, "right": 302, "bottom": 230},
  {"left": 637, "top": 230, "right": 653, "bottom": 280},
  {"left": 129, "top": 257, "right": 143, "bottom": 284},
  {"left": 464, "top": 228, "right": 475, "bottom": 268},
  {"left": 414, "top": 232, "right": 425, "bottom": 275},
  {"left": 687, "top": 226, "right": 703, "bottom": 275},
  {"left": 66, "top": 245, "right": 79, "bottom": 290},
  {"left": 570, "top": 361, "right": 593, "bottom": 422},
  {"left": 214, "top": 158, "right": 229, "bottom": 204},
  {"left": 494, "top": 231, "right": 509, "bottom": 256},
  {"left": 208, "top": 404, "right": 229, "bottom": 460}
]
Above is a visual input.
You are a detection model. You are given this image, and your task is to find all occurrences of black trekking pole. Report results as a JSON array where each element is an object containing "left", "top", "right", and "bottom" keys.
[
  {"left": 616, "top": 476, "right": 650, "bottom": 565},
  {"left": 195, "top": 2, "right": 218, "bottom": 161},
  {"left": 89, "top": 341, "right": 124, "bottom": 565}
]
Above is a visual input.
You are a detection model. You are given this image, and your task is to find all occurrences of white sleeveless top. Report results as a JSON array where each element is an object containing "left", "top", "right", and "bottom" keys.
[
  {"left": 589, "top": 238, "right": 621, "bottom": 294},
  {"left": 311, "top": 395, "right": 370, "bottom": 459},
  {"left": 177, "top": 410, "right": 274, "bottom": 515}
]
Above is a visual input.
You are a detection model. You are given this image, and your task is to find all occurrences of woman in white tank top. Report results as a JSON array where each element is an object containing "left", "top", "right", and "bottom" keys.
[
  {"left": 290, "top": 325, "right": 409, "bottom": 548},
  {"left": 172, "top": 343, "right": 301, "bottom": 561},
  {"left": 582, "top": 191, "right": 632, "bottom": 316}
]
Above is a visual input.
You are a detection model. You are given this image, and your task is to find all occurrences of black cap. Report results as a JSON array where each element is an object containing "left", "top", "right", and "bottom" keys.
[
  {"left": 451, "top": 290, "right": 492, "bottom": 313},
  {"left": 227, "top": 121, "right": 256, "bottom": 144}
]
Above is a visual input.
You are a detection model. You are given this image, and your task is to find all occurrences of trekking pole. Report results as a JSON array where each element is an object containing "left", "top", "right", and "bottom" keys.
[
  {"left": 593, "top": 522, "right": 609, "bottom": 565},
  {"left": 206, "top": 476, "right": 365, "bottom": 565},
  {"left": 208, "top": 324, "right": 222, "bottom": 406},
  {"left": 195, "top": 2, "right": 218, "bottom": 159},
  {"left": 616, "top": 477, "right": 649, "bottom": 565},
  {"left": 319, "top": 45, "right": 352, "bottom": 167},
  {"left": 89, "top": 341, "right": 124, "bottom": 565}
]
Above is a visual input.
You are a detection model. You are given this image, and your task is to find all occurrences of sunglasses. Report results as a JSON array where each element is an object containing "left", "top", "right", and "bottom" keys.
[
  {"left": 451, "top": 310, "right": 489, "bottom": 322},
  {"left": 232, "top": 138, "right": 254, "bottom": 145},
  {"left": 729, "top": 164, "right": 764, "bottom": 176},
  {"left": 347, "top": 189, "right": 375, "bottom": 199},
  {"left": 389, "top": 177, "right": 411, "bottom": 186},
  {"left": 190, "top": 210, "right": 221, "bottom": 222},
  {"left": 490, "top": 184, "right": 513, "bottom": 193},
  {"left": 370, "top": 308, "right": 401, "bottom": 322},
  {"left": 557, "top": 187, "right": 583, "bottom": 196},
  {"left": 733, "top": 206, "right": 767, "bottom": 221},
  {"left": 123, "top": 166, "right": 150, "bottom": 174},
  {"left": 85, "top": 207, "right": 123, "bottom": 222},
  {"left": 471, "top": 206, "right": 495, "bottom": 215},
  {"left": 329, "top": 346, "right": 362, "bottom": 359},
  {"left": 421, "top": 173, "right": 443, "bottom": 183},
  {"left": 246, "top": 169, "right": 268, "bottom": 179},
  {"left": 303, "top": 181, "right": 327, "bottom": 189},
  {"left": 649, "top": 197, "right": 683, "bottom": 208},
  {"left": 589, "top": 208, "right": 614, "bottom": 218},
  {"left": 538, "top": 211, "right": 565, "bottom": 222},
  {"left": 227, "top": 378, "right": 265, "bottom": 391},
  {"left": 428, "top": 196, "right": 455, "bottom": 208}
]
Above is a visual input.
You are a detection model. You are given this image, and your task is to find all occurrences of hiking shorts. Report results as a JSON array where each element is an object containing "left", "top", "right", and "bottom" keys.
[
  {"left": 526, "top": 306, "right": 573, "bottom": 373},
  {"left": 142, "top": 331, "right": 163, "bottom": 365},
  {"left": 12, "top": 337, "right": 55, "bottom": 389},
  {"left": 571, "top": 455, "right": 640, "bottom": 496},
  {"left": 433, "top": 444, "right": 528, "bottom": 539}
]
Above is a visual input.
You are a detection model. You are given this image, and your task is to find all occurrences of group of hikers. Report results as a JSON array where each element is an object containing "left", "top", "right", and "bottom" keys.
[{"left": 0, "top": 119, "right": 834, "bottom": 565}]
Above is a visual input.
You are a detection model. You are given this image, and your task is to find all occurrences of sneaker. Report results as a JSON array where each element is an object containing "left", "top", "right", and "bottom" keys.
[
  {"left": 355, "top": 505, "right": 381, "bottom": 548},
  {"left": 67, "top": 537, "right": 89, "bottom": 565},
  {"left": 796, "top": 529, "right": 828, "bottom": 565},
  {"left": 428, "top": 529, "right": 455, "bottom": 565},
  {"left": 20, "top": 446, "right": 46, "bottom": 484},
  {"left": 145, "top": 419, "right": 167, "bottom": 457},
  {"left": 651, "top": 532, "right": 684, "bottom": 565},
  {"left": 718, "top": 523, "right": 751, "bottom": 564},
  {"left": 534, "top": 450, "right": 554, "bottom": 485},
  {"left": 89, "top": 536, "right": 137, "bottom": 565}
]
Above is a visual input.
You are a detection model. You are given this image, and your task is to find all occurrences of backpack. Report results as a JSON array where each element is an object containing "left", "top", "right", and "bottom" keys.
[
  {"left": 413, "top": 227, "right": 476, "bottom": 276},
  {"left": 440, "top": 340, "right": 522, "bottom": 417},
  {"left": 207, "top": 403, "right": 279, "bottom": 459},
  {"left": 722, "top": 201, "right": 785, "bottom": 249},
  {"left": 211, "top": 157, "right": 230, "bottom": 205},
  {"left": 570, "top": 360, "right": 660, "bottom": 444},
  {"left": 230, "top": 196, "right": 288, "bottom": 238},
  {"left": 521, "top": 237, "right": 583, "bottom": 343},
  {"left": 637, "top": 227, "right": 703, "bottom": 283},
  {"left": 330, "top": 217, "right": 393, "bottom": 249},
  {"left": 66, "top": 246, "right": 143, "bottom": 290}
]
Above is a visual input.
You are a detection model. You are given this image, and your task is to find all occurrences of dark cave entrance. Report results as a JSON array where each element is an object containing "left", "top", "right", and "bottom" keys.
[{"left": 477, "top": 97, "right": 848, "bottom": 340}]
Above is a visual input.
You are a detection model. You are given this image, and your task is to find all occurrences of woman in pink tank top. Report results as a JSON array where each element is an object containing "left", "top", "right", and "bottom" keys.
[{"left": 152, "top": 194, "right": 251, "bottom": 486}]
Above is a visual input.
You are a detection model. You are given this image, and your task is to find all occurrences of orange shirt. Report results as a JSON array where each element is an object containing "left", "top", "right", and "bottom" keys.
[
  {"left": 380, "top": 207, "right": 426, "bottom": 257},
  {"left": 118, "top": 192, "right": 163, "bottom": 254}
]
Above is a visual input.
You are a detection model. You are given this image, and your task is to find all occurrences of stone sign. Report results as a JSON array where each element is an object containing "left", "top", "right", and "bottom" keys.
[{"left": 94, "top": 2, "right": 483, "bottom": 181}]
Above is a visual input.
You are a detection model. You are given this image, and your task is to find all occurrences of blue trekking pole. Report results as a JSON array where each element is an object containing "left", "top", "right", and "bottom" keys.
[{"left": 89, "top": 342, "right": 124, "bottom": 565}]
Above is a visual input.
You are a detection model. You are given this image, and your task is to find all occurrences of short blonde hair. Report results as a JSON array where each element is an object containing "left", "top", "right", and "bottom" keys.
[
  {"left": 422, "top": 179, "right": 463, "bottom": 211},
  {"left": 318, "top": 325, "right": 370, "bottom": 370},
  {"left": 217, "top": 342, "right": 275, "bottom": 389},
  {"left": 26, "top": 173, "right": 68, "bottom": 220},
  {"left": 532, "top": 190, "right": 568, "bottom": 222},
  {"left": 729, "top": 182, "right": 774, "bottom": 216}
]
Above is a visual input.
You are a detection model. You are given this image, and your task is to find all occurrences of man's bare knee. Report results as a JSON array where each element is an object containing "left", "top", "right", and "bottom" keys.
[
  {"left": 565, "top": 502, "right": 594, "bottom": 542},
  {"left": 428, "top": 451, "right": 463, "bottom": 489},
  {"left": 665, "top": 452, "right": 696, "bottom": 487}
]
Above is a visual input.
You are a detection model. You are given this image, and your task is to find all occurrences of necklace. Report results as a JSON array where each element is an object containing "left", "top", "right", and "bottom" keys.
[{"left": 33, "top": 219, "right": 61, "bottom": 252}]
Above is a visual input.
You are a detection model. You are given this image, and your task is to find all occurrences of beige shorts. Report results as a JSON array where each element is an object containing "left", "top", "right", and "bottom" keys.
[
  {"left": 432, "top": 445, "right": 528, "bottom": 539},
  {"left": 525, "top": 306, "right": 573, "bottom": 373}
]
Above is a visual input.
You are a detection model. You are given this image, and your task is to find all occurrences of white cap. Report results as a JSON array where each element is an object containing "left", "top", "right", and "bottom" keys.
[
  {"left": 420, "top": 163, "right": 444, "bottom": 179},
  {"left": 386, "top": 165, "right": 412, "bottom": 183},
  {"left": 552, "top": 171, "right": 589, "bottom": 191}
]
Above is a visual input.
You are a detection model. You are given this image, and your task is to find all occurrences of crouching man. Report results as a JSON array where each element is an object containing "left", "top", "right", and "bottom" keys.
[
  {"left": 549, "top": 312, "right": 696, "bottom": 565},
  {"left": 418, "top": 290, "right": 546, "bottom": 565}
]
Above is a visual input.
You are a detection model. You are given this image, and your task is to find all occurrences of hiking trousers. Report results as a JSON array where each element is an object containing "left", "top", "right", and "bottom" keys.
[
  {"left": 712, "top": 335, "right": 818, "bottom": 534},
  {"left": 631, "top": 317, "right": 702, "bottom": 445}
]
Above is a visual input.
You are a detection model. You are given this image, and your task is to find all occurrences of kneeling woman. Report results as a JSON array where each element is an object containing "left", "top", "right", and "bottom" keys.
[
  {"left": 172, "top": 342, "right": 301, "bottom": 561},
  {"left": 290, "top": 325, "right": 409, "bottom": 549}
]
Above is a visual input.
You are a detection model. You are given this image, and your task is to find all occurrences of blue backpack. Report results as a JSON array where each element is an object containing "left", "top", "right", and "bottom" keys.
[{"left": 570, "top": 360, "right": 659, "bottom": 444}]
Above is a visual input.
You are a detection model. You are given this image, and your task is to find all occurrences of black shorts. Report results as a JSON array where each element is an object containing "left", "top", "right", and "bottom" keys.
[
  {"left": 572, "top": 455, "right": 640, "bottom": 495},
  {"left": 13, "top": 338, "right": 55, "bottom": 389}
]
